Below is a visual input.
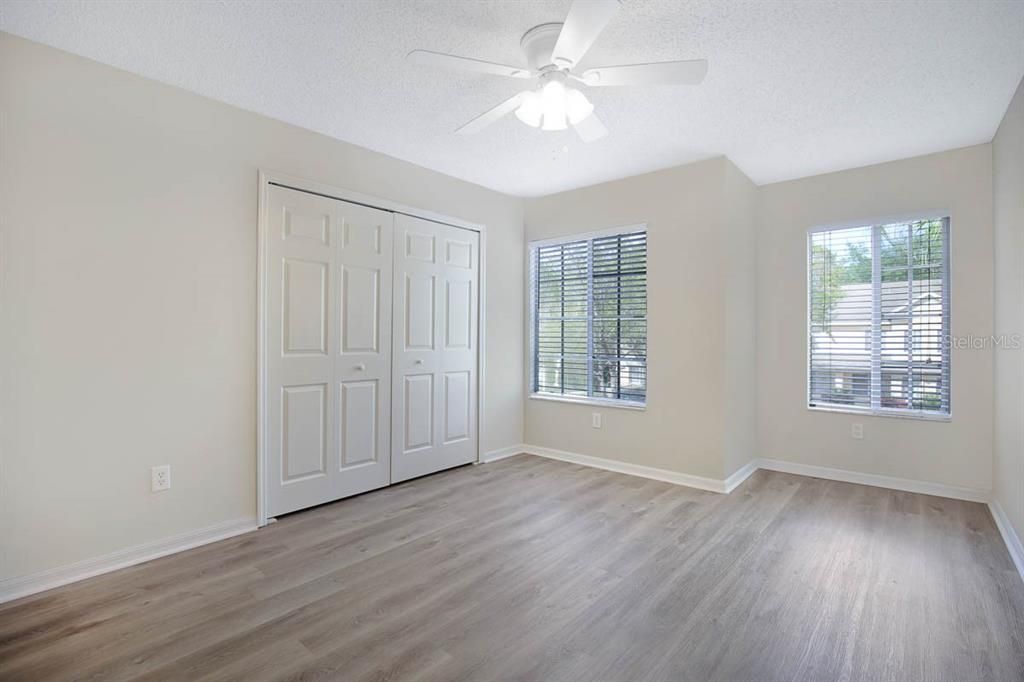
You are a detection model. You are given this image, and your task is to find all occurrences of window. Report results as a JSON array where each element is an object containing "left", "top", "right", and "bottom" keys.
[
  {"left": 808, "top": 217, "right": 950, "bottom": 418},
  {"left": 531, "top": 226, "right": 647, "bottom": 406}
]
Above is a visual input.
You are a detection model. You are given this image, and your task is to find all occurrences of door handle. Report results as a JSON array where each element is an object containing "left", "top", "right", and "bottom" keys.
[
  {"left": 354, "top": 363, "right": 365, "bottom": 371},
  {"left": 414, "top": 359, "right": 424, "bottom": 365}
]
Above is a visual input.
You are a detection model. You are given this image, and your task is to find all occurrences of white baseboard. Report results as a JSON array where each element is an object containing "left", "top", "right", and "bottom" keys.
[
  {"left": 504, "top": 448, "right": 990, "bottom": 503},
  {"left": 989, "top": 500, "right": 1024, "bottom": 585},
  {"left": 522, "top": 445, "right": 731, "bottom": 493},
  {"left": 0, "top": 517, "right": 257, "bottom": 604},
  {"left": 756, "top": 458, "right": 990, "bottom": 503},
  {"left": 481, "top": 444, "right": 527, "bottom": 463},
  {"left": 723, "top": 459, "right": 760, "bottom": 493}
]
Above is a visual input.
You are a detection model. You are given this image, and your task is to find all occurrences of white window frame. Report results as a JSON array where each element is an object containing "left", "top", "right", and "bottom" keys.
[
  {"left": 806, "top": 212, "right": 952, "bottom": 422},
  {"left": 528, "top": 224, "right": 648, "bottom": 411}
]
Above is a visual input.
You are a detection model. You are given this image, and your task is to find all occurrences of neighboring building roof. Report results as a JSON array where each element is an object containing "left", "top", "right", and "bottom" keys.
[{"left": 823, "top": 281, "right": 943, "bottom": 325}]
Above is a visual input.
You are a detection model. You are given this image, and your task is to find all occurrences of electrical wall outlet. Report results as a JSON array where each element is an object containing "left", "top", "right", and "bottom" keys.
[
  {"left": 592, "top": 412, "right": 602, "bottom": 429},
  {"left": 851, "top": 423, "right": 864, "bottom": 440},
  {"left": 151, "top": 465, "right": 171, "bottom": 492}
]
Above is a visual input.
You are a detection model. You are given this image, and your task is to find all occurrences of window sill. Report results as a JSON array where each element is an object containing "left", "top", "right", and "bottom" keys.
[
  {"left": 807, "top": 405, "right": 951, "bottom": 422},
  {"left": 529, "top": 393, "right": 647, "bottom": 411}
]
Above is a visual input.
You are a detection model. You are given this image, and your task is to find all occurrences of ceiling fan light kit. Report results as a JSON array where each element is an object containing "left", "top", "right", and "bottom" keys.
[
  {"left": 515, "top": 74, "right": 595, "bottom": 132},
  {"left": 408, "top": 0, "right": 707, "bottom": 142}
]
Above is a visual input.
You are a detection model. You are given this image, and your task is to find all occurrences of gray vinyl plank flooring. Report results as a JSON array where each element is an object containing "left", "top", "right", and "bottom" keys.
[{"left": 1, "top": 454, "right": 1022, "bottom": 681}]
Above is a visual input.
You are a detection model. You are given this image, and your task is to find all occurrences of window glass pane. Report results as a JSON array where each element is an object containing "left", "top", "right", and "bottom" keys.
[
  {"left": 809, "top": 226, "right": 873, "bottom": 409},
  {"left": 808, "top": 219, "right": 949, "bottom": 416},
  {"left": 532, "top": 230, "right": 647, "bottom": 404}
]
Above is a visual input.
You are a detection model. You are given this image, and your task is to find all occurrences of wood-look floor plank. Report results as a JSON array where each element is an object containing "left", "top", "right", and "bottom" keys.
[{"left": 1, "top": 455, "right": 1022, "bottom": 682}]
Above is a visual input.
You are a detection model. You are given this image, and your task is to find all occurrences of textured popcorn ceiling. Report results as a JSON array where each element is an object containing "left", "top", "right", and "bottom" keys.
[{"left": 2, "top": 0, "right": 1022, "bottom": 196}]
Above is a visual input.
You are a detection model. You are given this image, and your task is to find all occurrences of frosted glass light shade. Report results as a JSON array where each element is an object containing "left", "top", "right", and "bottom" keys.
[
  {"left": 515, "top": 90, "right": 543, "bottom": 127},
  {"left": 566, "top": 88, "right": 594, "bottom": 125},
  {"left": 540, "top": 79, "right": 568, "bottom": 131}
]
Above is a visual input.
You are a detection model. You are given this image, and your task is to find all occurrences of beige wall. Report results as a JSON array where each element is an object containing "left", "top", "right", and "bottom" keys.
[
  {"left": 523, "top": 157, "right": 758, "bottom": 480},
  {"left": 0, "top": 33, "right": 525, "bottom": 580},
  {"left": 756, "top": 145, "right": 995, "bottom": 491},
  {"left": 721, "top": 160, "right": 759, "bottom": 477},
  {"left": 993, "top": 76, "right": 1024, "bottom": 541}
]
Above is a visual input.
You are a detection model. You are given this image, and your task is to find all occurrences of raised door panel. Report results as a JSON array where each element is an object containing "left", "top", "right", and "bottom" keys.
[
  {"left": 283, "top": 259, "right": 328, "bottom": 355},
  {"left": 404, "top": 374, "right": 434, "bottom": 452},
  {"left": 405, "top": 274, "right": 436, "bottom": 350},
  {"left": 341, "top": 266, "right": 380, "bottom": 354},
  {"left": 444, "top": 371, "right": 471, "bottom": 444},
  {"left": 281, "top": 384, "right": 327, "bottom": 482},
  {"left": 339, "top": 380, "right": 377, "bottom": 468},
  {"left": 342, "top": 219, "right": 381, "bottom": 257},
  {"left": 445, "top": 238, "right": 473, "bottom": 269},
  {"left": 445, "top": 280, "right": 472, "bottom": 350},
  {"left": 283, "top": 207, "right": 329, "bottom": 245},
  {"left": 406, "top": 232, "right": 436, "bottom": 263}
]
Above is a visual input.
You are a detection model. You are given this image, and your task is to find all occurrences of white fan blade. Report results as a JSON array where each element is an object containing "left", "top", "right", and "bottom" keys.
[
  {"left": 407, "top": 50, "right": 532, "bottom": 79},
  {"left": 573, "top": 112, "right": 608, "bottom": 142},
  {"left": 551, "top": 0, "right": 621, "bottom": 68},
  {"left": 582, "top": 60, "right": 708, "bottom": 86},
  {"left": 456, "top": 92, "right": 525, "bottom": 135}
]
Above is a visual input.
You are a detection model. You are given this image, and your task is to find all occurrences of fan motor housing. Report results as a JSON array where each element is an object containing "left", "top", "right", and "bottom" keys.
[{"left": 520, "top": 23, "right": 566, "bottom": 71}]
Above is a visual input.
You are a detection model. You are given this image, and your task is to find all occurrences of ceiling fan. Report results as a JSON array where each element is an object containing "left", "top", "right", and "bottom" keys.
[{"left": 407, "top": 0, "right": 708, "bottom": 142}]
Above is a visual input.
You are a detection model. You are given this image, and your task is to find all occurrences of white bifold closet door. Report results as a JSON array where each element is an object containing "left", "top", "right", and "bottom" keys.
[
  {"left": 391, "top": 214, "right": 479, "bottom": 483},
  {"left": 265, "top": 185, "right": 480, "bottom": 517},
  {"left": 266, "top": 185, "right": 394, "bottom": 517}
]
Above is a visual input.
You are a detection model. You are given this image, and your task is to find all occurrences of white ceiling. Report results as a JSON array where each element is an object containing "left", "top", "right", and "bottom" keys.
[{"left": 2, "top": 0, "right": 1023, "bottom": 196}]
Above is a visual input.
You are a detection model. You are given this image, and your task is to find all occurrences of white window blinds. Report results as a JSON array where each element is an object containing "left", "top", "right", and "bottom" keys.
[
  {"left": 808, "top": 218, "right": 950, "bottom": 416},
  {"left": 532, "top": 228, "right": 647, "bottom": 404}
]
